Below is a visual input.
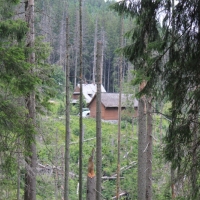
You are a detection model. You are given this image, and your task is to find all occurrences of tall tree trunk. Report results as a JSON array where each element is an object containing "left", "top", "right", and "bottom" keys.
[
  {"left": 191, "top": 102, "right": 198, "bottom": 199},
  {"left": 24, "top": 1, "right": 37, "bottom": 200},
  {"left": 137, "top": 96, "right": 147, "bottom": 200},
  {"left": 64, "top": 16, "right": 70, "bottom": 200},
  {"left": 24, "top": 98, "right": 37, "bottom": 200},
  {"left": 93, "top": 18, "right": 98, "bottom": 83},
  {"left": 74, "top": 9, "right": 79, "bottom": 89},
  {"left": 146, "top": 98, "right": 153, "bottom": 200},
  {"left": 107, "top": 58, "right": 110, "bottom": 91},
  {"left": 96, "top": 41, "right": 103, "bottom": 200},
  {"left": 191, "top": 123, "right": 198, "bottom": 199},
  {"left": 100, "top": 28, "right": 105, "bottom": 84},
  {"left": 116, "top": 16, "right": 123, "bottom": 200},
  {"left": 171, "top": 166, "right": 176, "bottom": 199},
  {"left": 170, "top": 1, "right": 176, "bottom": 198},
  {"left": 17, "top": 139, "right": 21, "bottom": 200},
  {"left": 159, "top": 102, "right": 164, "bottom": 140},
  {"left": 59, "top": 9, "right": 65, "bottom": 65},
  {"left": 79, "top": 0, "right": 83, "bottom": 199},
  {"left": 87, "top": 148, "right": 96, "bottom": 200}
]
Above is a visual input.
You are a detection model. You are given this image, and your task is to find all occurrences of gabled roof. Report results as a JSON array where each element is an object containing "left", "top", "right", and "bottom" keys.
[
  {"left": 76, "top": 84, "right": 106, "bottom": 103},
  {"left": 89, "top": 93, "right": 138, "bottom": 108}
]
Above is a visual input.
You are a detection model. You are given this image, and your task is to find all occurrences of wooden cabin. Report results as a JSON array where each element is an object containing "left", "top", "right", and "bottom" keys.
[{"left": 88, "top": 93, "right": 138, "bottom": 120}]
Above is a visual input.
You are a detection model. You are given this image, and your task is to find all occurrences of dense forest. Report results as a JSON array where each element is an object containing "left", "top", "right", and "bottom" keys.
[{"left": 1, "top": 0, "right": 200, "bottom": 200}]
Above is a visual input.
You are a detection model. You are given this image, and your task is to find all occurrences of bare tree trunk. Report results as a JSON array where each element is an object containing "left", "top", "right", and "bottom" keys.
[
  {"left": 96, "top": 41, "right": 103, "bottom": 200},
  {"left": 100, "top": 28, "right": 105, "bottom": 84},
  {"left": 107, "top": 58, "right": 110, "bottom": 91},
  {"left": 74, "top": 9, "right": 79, "bottom": 89},
  {"left": 170, "top": 1, "right": 176, "bottom": 198},
  {"left": 93, "top": 18, "right": 98, "bottom": 83},
  {"left": 59, "top": 9, "right": 65, "bottom": 65},
  {"left": 87, "top": 149, "right": 96, "bottom": 200},
  {"left": 116, "top": 16, "right": 123, "bottom": 200},
  {"left": 146, "top": 98, "right": 153, "bottom": 200},
  {"left": 159, "top": 102, "right": 164, "bottom": 140},
  {"left": 24, "top": 1, "right": 37, "bottom": 200},
  {"left": 17, "top": 139, "right": 21, "bottom": 200},
  {"left": 191, "top": 127, "right": 198, "bottom": 199},
  {"left": 24, "top": 97, "right": 37, "bottom": 200},
  {"left": 171, "top": 167, "right": 176, "bottom": 199},
  {"left": 79, "top": 0, "right": 83, "bottom": 199},
  {"left": 137, "top": 96, "right": 147, "bottom": 200},
  {"left": 64, "top": 16, "right": 70, "bottom": 200},
  {"left": 191, "top": 103, "right": 198, "bottom": 199}
]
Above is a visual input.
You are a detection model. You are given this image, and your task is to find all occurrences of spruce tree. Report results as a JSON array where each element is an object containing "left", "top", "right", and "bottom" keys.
[{"left": 112, "top": 0, "right": 200, "bottom": 198}]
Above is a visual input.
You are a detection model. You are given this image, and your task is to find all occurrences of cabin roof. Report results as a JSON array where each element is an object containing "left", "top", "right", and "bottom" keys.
[
  {"left": 75, "top": 84, "right": 106, "bottom": 103},
  {"left": 89, "top": 93, "right": 138, "bottom": 108}
]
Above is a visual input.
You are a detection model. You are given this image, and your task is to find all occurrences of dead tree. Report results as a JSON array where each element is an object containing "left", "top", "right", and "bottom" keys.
[
  {"left": 137, "top": 82, "right": 147, "bottom": 200},
  {"left": 146, "top": 98, "right": 153, "bottom": 200},
  {"left": 64, "top": 16, "right": 70, "bottom": 200},
  {"left": 96, "top": 41, "right": 103, "bottom": 200},
  {"left": 92, "top": 18, "right": 98, "bottom": 83},
  {"left": 87, "top": 148, "right": 96, "bottom": 200},
  {"left": 116, "top": 16, "right": 123, "bottom": 200},
  {"left": 24, "top": 1, "right": 37, "bottom": 199},
  {"left": 79, "top": 0, "right": 83, "bottom": 199}
]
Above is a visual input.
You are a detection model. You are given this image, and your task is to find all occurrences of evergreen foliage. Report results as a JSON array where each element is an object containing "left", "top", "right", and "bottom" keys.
[
  {"left": 112, "top": 0, "right": 200, "bottom": 198},
  {"left": 0, "top": 0, "right": 58, "bottom": 198}
]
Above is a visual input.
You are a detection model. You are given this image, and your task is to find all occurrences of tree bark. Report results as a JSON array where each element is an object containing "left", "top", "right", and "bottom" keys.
[
  {"left": 100, "top": 28, "right": 105, "bottom": 84},
  {"left": 137, "top": 96, "right": 147, "bottom": 200},
  {"left": 116, "top": 16, "right": 123, "bottom": 200},
  {"left": 171, "top": 167, "right": 176, "bottom": 199},
  {"left": 24, "top": 1, "right": 37, "bottom": 200},
  {"left": 87, "top": 149, "right": 96, "bottom": 200},
  {"left": 64, "top": 16, "right": 70, "bottom": 200},
  {"left": 79, "top": 0, "right": 83, "bottom": 199},
  {"left": 24, "top": 94, "right": 37, "bottom": 200},
  {"left": 96, "top": 41, "right": 103, "bottom": 200},
  {"left": 93, "top": 18, "right": 98, "bottom": 83},
  {"left": 17, "top": 139, "right": 21, "bottom": 200},
  {"left": 146, "top": 98, "right": 153, "bottom": 200},
  {"left": 74, "top": 9, "right": 79, "bottom": 89}
]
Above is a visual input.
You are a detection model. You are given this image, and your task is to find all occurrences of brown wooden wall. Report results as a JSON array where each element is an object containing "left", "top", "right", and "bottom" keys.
[
  {"left": 103, "top": 107, "right": 118, "bottom": 120},
  {"left": 89, "top": 98, "right": 120, "bottom": 120},
  {"left": 89, "top": 98, "right": 98, "bottom": 118}
]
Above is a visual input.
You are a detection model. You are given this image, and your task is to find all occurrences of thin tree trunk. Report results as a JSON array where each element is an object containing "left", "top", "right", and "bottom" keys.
[
  {"left": 64, "top": 16, "right": 70, "bottom": 200},
  {"left": 17, "top": 139, "right": 20, "bottom": 200},
  {"left": 171, "top": 167, "right": 176, "bottom": 199},
  {"left": 137, "top": 96, "right": 147, "bottom": 200},
  {"left": 24, "top": 1, "right": 37, "bottom": 200},
  {"left": 59, "top": 10, "right": 65, "bottom": 65},
  {"left": 146, "top": 98, "right": 153, "bottom": 200},
  {"left": 191, "top": 124, "right": 198, "bottom": 199},
  {"left": 96, "top": 41, "right": 103, "bottom": 200},
  {"left": 191, "top": 102, "right": 198, "bottom": 199},
  {"left": 159, "top": 102, "right": 164, "bottom": 140},
  {"left": 170, "top": 1, "right": 176, "bottom": 198},
  {"left": 87, "top": 148, "right": 96, "bottom": 200},
  {"left": 93, "top": 18, "right": 98, "bottom": 83},
  {"left": 74, "top": 10, "right": 79, "bottom": 89},
  {"left": 79, "top": 0, "right": 83, "bottom": 199},
  {"left": 100, "top": 28, "right": 105, "bottom": 84},
  {"left": 107, "top": 58, "right": 110, "bottom": 91},
  {"left": 24, "top": 97, "right": 37, "bottom": 200},
  {"left": 116, "top": 16, "right": 123, "bottom": 200}
]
